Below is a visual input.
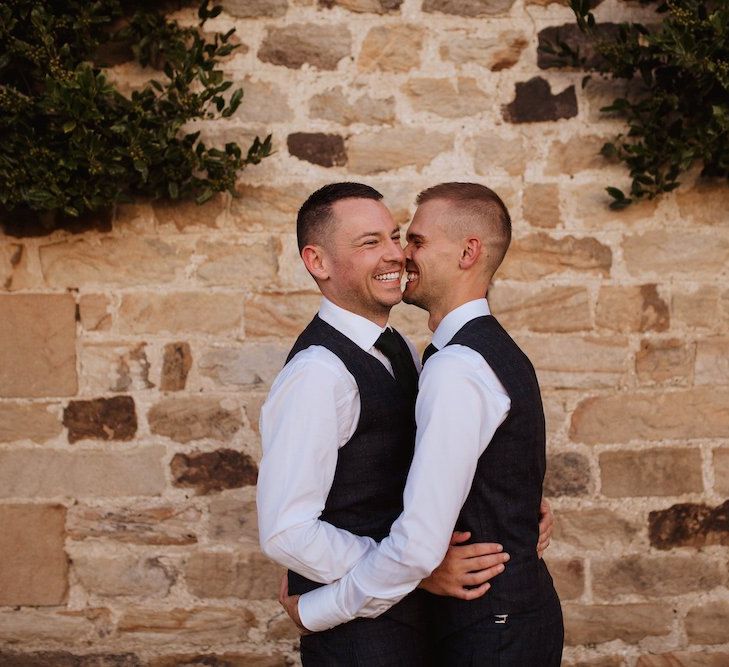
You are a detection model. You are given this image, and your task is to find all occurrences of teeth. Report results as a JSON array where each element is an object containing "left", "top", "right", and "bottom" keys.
[
  {"left": 406, "top": 272, "right": 418, "bottom": 282},
  {"left": 375, "top": 272, "right": 400, "bottom": 281}
]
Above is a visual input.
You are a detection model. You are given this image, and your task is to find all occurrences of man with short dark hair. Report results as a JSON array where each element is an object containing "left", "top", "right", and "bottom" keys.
[{"left": 280, "top": 182, "right": 563, "bottom": 666}]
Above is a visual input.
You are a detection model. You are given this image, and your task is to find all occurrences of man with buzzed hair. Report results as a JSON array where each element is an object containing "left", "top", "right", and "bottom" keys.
[{"left": 281, "top": 182, "right": 563, "bottom": 666}]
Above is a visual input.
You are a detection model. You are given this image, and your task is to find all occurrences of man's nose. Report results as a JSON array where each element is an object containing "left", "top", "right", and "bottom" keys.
[{"left": 385, "top": 237, "right": 405, "bottom": 262}]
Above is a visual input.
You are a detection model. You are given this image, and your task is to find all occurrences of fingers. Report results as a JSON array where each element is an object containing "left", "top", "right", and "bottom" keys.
[
  {"left": 453, "top": 581, "right": 491, "bottom": 601},
  {"left": 278, "top": 574, "right": 288, "bottom": 606},
  {"left": 461, "top": 562, "right": 507, "bottom": 586},
  {"left": 450, "top": 542, "right": 503, "bottom": 559},
  {"left": 449, "top": 531, "right": 471, "bottom": 546},
  {"left": 465, "top": 552, "right": 510, "bottom": 573}
]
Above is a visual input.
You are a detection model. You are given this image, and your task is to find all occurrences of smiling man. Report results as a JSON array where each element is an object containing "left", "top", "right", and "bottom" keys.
[{"left": 279, "top": 182, "right": 563, "bottom": 666}]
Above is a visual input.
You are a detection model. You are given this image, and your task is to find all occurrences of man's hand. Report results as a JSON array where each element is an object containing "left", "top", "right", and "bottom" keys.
[
  {"left": 419, "top": 532, "right": 509, "bottom": 600},
  {"left": 537, "top": 498, "right": 554, "bottom": 559},
  {"left": 278, "top": 574, "right": 311, "bottom": 635}
]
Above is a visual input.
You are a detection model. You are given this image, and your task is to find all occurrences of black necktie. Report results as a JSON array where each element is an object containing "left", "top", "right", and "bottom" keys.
[
  {"left": 374, "top": 329, "right": 418, "bottom": 399},
  {"left": 422, "top": 343, "right": 438, "bottom": 365}
]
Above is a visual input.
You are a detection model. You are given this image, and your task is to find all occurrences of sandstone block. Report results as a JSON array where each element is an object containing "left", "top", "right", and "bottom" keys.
[
  {"left": 472, "top": 134, "right": 527, "bottom": 177},
  {"left": 636, "top": 338, "right": 694, "bottom": 384},
  {"left": 79, "top": 294, "right": 112, "bottom": 331},
  {"left": 403, "top": 77, "right": 489, "bottom": 118},
  {"left": 423, "top": 0, "right": 516, "bottom": 16},
  {"left": 79, "top": 342, "right": 153, "bottom": 394},
  {"left": 489, "top": 285, "right": 591, "bottom": 332},
  {"left": 545, "top": 135, "right": 608, "bottom": 176},
  {"left": 542, "top": 392, "right": 569, "bottom": 437},
  {"left": 0, "top": 447, "right": 166, "bottom": 498},
  {"left": 503, "top": 77, "right": 577, "bottom": 123},
  {"left": 161, "top": 342, "right": 192, "bottom": 391},
  {"left": 244, "top": 291, "right": 320, "bottom": 338},
  {"left": 676, "top": 182, "right": 729, "bottom": 225},
  {"left": 517, "top": 334, "right": 627, "bottom": 389},
  {"left": 544, "top": 452, "right": 592, "bottom": 497},
  {"left": 636, "top": 653, "right": 729, "bottom": 667},
  {"left": 672, "top": 286, "right": 720, "bottom": 329},
  {"left": 242, "top": 390, "right": 267, "bottom": 435},
  {"left": 0, "top": 401, "right": 62, "bottom": 443},
  {"left": 440, "top": 31, "right": 527, "bottom": 71},
  {"left": 0, "top": 241, "right": 39, "bottom": 291},
  {"left": 199, "top": 343, "right": 288, "bottom": 388},
  {"left": 0, "top": 294, "right": 77, "bottom": 397},
  {"left": 358, "top": 24, "right": 423, "bottom": 72},
  {"left": 0, "top": 504, "right": 68, "bottom": 605},
  {"left": 320, "top": 0, "right": 403, "bottom": 12},
  {"left": 309, "top": 87, "right": 395, "bottom": 125},
  {"left": 553, "top": 508, "right": 641, "bottom": 550},
  {"left": 545, "top": 557, "right": 584, "bottom": 600},
  {"left": 563, "top": 603, "right": 673, "bottom": 645},
  {"left": 0, "top": 608, "right": 111, "bottom": 644},
  {"left": 73, "top": 553, "right": 174, "bottom": 597},
  {"left": 0, "top": 651, "right": 140, "bottom": 667},
  {"left": 276, "top": 233, "right": 316, "bottom": 290},
  {"left": 185, "top": 548, "right": 282, "bottom": 599},
  {"left": 592, "top": 554, "right": 723, "bottom": 598},
  {"left": 209, "top": 497, "right": 259, "bottom": 543},
  {"left": 623, "top": 230, "right": 729, "bottom": 277},
  {"left": 685, "top": 599, "right": 729, "bottom": 644},
  {"left": 570, "top": 388, "right": 729, "bottom": 444},
  {"left": 258, "top": 24, "right": 351, "bottom": 70},
  {"left": 523, "top": 184, "right": 560, "bottom": 228},
  {"left": 287, "top": 132, "right": 347, "bottom": 167},
  {"left": 233, "top": 78, "right": 293, "bottom": 123},
  {"left": 152, "top": 194, "right": 226, "bottom": 232},
  {"left": 118, "top": 292, "right": 244, "bottom": 335},
  {"left": 714, "top": 448, "right": 729, "bottom": 495},
  {"left": 347, "top": 128, "right": 452, "bottom": 174},
  {"left": 149, "top": 397, "right": 242, "bottom": 443},
  {"left": 195, "top": 237, "right": 278, "bottom": 286},
  {"left": 67, "top": 503, "right": 201, "bottom": 545},
  {"left": 221, "top": 0, "right": 288, "bottom": 16},
  {"left": 649, "top": 501, "right": 729, "bottom": 549},
  {"left": 497, "top": 233, "right": 611, "bottom": 280},
  {"left": 563, "top": 658, "right": 623, "bottom": 667},
  {"left": 171, "top": 449, "right": 258, "bottom": 495},
  {"left": 600, "top": 448, "right": 703, "bottom": 497},
  {"left": 595, "top": 284, "right": 669, "bottom": 332},
  {"left": 695, "top": 337, "right": 729, "bottom": 385},
  {"left": 231, "top": 183, "right": 309, "bottom": 233},
  {"left": 64, "top": 395, "right": 137, "bottom": 443}
]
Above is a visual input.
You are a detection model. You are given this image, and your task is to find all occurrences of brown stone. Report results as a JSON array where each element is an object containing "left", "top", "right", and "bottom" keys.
[
  {"left": 676, "top": 181, "right": 729, "bottom": 225},
  {"left": 685, "top": 599, "right": 729, "bottom": 644},
  {"left": 0, "top": 652, "right": 140, "bottom": 667},
  {"left": 149, "top": 653, "right": 288, "bottom": 667},
  {"left": 623, "top": 230, "right": 729, "bottom": 277},
  {"left": 538, "top": 23, "right": 621, "bottom": 70},
  {"left": 423, "top": 0, "right": 516, "bottom": 16},
  {"left": 171, "top": 449, "right": 258, "bottom": 495},
  {"left": 152, "top": 194, "right": 226, "bottom": 232},
  {"left": 636, "top": 653, "right": 729, "bottom": 667},
  {"left": 489, "top": 285, "right": 591, "bottom": 333},
  {"left": 0, "top": 294, "right": 77, "bottom": 397},
  {"left": 498, "top": 233, "right": 612, "bottom": 280},
  {"left": 0, "top": 401, "right": 62, "bottom": 443},
  {"left": 73, "top": 553, "right": 174, "bottom": 597},
  {"left": 149, "top": 397, "right": 242, "bottom": 443},
  {"left": 244, "top": 292, "right": 320, "bottom": 338},
  {"left": 563, "top": 658, "right": 623, "bottom": 667},
  {"left": 542, "top": 392, "right": 569, "bottom": 437},
  {"left": 258, "top": 24, "right": 351, "bottom": 70},
  {"left": 67, "top": 503, "right": 201, "bottom": 545},
  {"left": 309, "top": 87, "right": 396, "bottom": 125},
  {"left": 715, "top": 448, "right": 729, "bottom": 495},
  {"left": 545, "top": 135, "right": 608, "bottom": 175},
  {"left": 600, "top": 448, "right": 703, "bottom": 497},
  {"left": 0, "top": 446, "right": 166, "bottom": 498},
  {"left": 440, "top": 31, "right": 527, "bottom": 71},
  {"left": 221, "top": 0, "right": 288, "bottom": 17},
  {"left": 563, "top": 603, "right": 673, "bottom": 645},
  {"left": 79, "top": 294, "right": 111, "bottom": 331},
  {"left": 545, "top": 557, "right": 584, "bottom": 600},
  {"left": 347, "top": 128, "right": 453, "bottom": 174},
  {"left": 595, "top": 284, "right": 669, "bottom": 332},
  {"left": 649, "top": 501, "right": 729, "bottom": 549},
  {"left": 695, "top": 338, "right": 729, "bottom": 385},
  {"left": 40, "top": 236, "right": 192, "bottom": 287},
  {"left": 277, "top": 233, "right": 316, "bottom": 290},
  {"left": 672, "top": 286, "right": 720, "bottom": 329},
  {"left": 161, "top": 342, "right": 192, "bottom": 391},
  {"left": 0, "top": 608, "right": 111, "bottom": 644},
  {"left": 287, "top": 132, "right": 347, "bottom": 167},
  {"left": 185, "top": 548, "right": 282, "bottom": 599},
  {"left": 517, "top": 334, "right": 627, "bottom": 389},
  {"left": 523, "top": 184, "right": 560, "bottom": 228},
  {"left": 209, "top": 497, "right": 259, "bottom": 543},
  {"left": 234, "top": 78, "right": 293, "bottom": 123},
  {"left": 0, "top": 241, "right": 40, "bottom": 291},
  {"left": 543, "top": 452, "right": 592, "bottom": 497},
  {"left": 195, "top": 237, "right": 278, "bottom": 286},
  {"left": 553, "top": 508, "right": 641, "bottom": 550},
  {"left": 472, "top": 134, "right": 527, "bottom": 177},
  {"left": 0, "top": 504, "right": 68, "bottom": 605},
  {"left": 503, "top": 77, "right": 577, "bottom": 123},
  {"left": 198, "top": 343, "right": 289, "bottom": 388},
  {"left": 231, "top": 183, "right": 310, "bottom": 232},
  {"left": 118, "top": 293, "right": 245, "bottom": 335},
  {"left": 79, "top": 341, "right": 153, "bottom": 394},
  {"left": 570, "top": 388, "right": 729, "bottom": 444},
  {"left": 358, "top": 25, "right": 423, "bottom": 72},
  {"left": 636, "top": 338, "right": 694, "bottom": 384},
  {"left": 64, "top": 395, "right": 137, "bottom": 443},
  {"left": 319, "top": 0, "right": 403, "bottom": 11},
  {"left": 592, "top": 554, "right": 723, "bottom": 599},
  {"left": 403, "top": 77, "right": 489, "bottom": 118}
]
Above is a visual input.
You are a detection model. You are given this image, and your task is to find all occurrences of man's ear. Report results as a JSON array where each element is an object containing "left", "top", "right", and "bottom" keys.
[
  {"left": 301, "top": 244, "right": 328, "bottom": 281},
  {"left": 459, "top": 237, "right": 482, "bottom": 269}
]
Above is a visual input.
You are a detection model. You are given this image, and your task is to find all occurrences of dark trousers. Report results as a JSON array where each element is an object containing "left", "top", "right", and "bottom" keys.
[
  {"left": 435, "top": 589, "right": 564, "bottom": 667},
  {"left": 300, "top": 613, "right": 433, "bottom": 667}
]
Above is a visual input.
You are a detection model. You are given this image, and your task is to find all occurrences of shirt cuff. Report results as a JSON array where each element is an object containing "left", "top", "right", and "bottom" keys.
[{"left": 298, "top": 584, "right": 351, "bottom": 633}]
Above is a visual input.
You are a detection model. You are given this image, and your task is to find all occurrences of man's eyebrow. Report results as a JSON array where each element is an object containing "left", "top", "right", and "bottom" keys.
[{"left": 406, "top": 231, "right": 425, "bottom": 241}]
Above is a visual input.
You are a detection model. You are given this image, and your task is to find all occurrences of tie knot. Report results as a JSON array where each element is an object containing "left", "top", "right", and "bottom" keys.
[{"left": 374, "top": 328, "right": 401, "bottom": 359}]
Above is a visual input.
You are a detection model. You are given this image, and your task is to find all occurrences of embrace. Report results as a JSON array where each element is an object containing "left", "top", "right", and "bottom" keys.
[{"left": 257, "top": 182, "right": 564, "bottom": 666}]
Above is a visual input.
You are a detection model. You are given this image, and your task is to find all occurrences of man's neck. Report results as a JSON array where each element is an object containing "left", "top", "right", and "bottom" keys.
[{"left": 427, "top": 285, "right": 490, "bottom": 332}]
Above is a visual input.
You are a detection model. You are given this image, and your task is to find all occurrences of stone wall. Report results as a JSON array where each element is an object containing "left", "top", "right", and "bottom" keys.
[{"left": 1, "top": 0, "right": 728, "bottom": 665}]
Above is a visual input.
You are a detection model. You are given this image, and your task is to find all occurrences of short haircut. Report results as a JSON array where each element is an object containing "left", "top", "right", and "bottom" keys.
[
  {"left": 296, "top": 182, "right": 383, "bottom": 252},
  {"left": 415, "top": 182, "right": 512, "bottom": 273}
]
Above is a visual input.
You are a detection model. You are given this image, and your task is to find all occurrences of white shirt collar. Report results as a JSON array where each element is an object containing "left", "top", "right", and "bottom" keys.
[
  {"left": 431, "top": 298, "right": 491, "bottom": 350},
  {"left": 318, "top": 297, "right": 387, "bottom": 352}
]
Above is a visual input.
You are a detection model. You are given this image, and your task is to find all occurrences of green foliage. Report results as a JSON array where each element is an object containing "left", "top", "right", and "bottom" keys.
[
  {"left": 564, "top": 0, "right": 727, "bottom": 208},
  {"left": 0, "top": 0, "right": 272, "bottom": 229}
]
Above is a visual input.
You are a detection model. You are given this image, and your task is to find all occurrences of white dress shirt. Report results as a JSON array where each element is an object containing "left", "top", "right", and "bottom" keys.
[
  {"left": 297, "top": 298, "right": 511, "bottom": 632},
  {"left": 257, "top": 297, "right": 419, "bottom": 584}
]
